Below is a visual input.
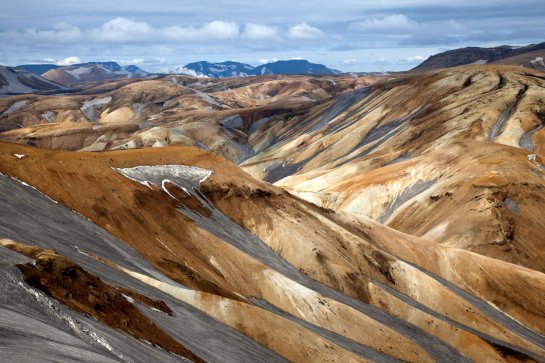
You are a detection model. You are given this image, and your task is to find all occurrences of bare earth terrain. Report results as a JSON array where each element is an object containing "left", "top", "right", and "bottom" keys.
[{"left": 0, "top": 65, "right": 544, "bottom": 362}]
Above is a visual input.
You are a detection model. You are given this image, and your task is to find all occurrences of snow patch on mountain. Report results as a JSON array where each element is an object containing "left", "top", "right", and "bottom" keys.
[
  {"left": 177, "top": 59, "right": 340, "bottom": 78},
  {"left": 530, "top": 57, "right": 545, "bottom": 69},
  {"left": 80, "top": 96, "right": 112, "bottom": 122},
  {"left": 4, "top": 100, "right": 29, "bottom": 114}
]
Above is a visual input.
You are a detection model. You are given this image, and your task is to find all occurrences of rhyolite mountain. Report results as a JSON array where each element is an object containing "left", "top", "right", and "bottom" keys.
[
  {"left": 40, "top": 62, "right": 149, "bottom": 86},
  {"left": 0, "top": 65, "right": 65, "bottom": 96},
  {"left": 2, "top": 64, "right": 545, "bottom": 362},
  {"left": 180, "top": 59, "right": 341, "bottom": 77},
  {"left": 413, "top": 41, "right": 545, "bottom": 70},
  {"left": 83, "top": 62, "right": 149, "bottom": 78},
  {"left": 19, "top": 62, "right": 148, "bottom": 77}
]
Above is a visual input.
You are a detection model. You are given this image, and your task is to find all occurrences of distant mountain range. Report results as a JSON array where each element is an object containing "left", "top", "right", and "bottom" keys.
[
  {"left": 413, "top": 42, "right": 545, "bottom": 71},
  {"left": 176, "top": 59, "right": 341, "bottom": 77},
  {"left": 16, "top": 64, "right": 60, "bottom": 75},
  {"left": 1, "top": 59, "right": 341, "bottom": 95},
  {"left": 16, "top": 62, "right": 149, "bottom": 86},
  {"left": 0, "top": 65, "right": 64, "bottom": 96}
]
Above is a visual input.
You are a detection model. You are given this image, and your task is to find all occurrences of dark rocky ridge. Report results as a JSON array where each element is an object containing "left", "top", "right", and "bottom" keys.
[{"left": 413, "top": 42, "right": 545, "bottom": 70}]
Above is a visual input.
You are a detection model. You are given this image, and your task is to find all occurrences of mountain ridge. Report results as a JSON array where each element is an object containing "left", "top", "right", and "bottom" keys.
[
  {"left": 2, "top": 64, "right": 545, "bottom": 361},
  {"left": 40, "top": 62, "right": 149, "bottom": 86},
  {"left": 178, "top": 59, "right": 341, "bottom": 77},
  {"left": 0, "top": 65, "right": 65, "bottom": 96},
  {"left": 413, "top": 41, "right": 545, "bottom": 70}
]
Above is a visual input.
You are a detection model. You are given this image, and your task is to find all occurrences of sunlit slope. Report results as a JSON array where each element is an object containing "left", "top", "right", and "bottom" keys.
[
  {"left": 0, "top": 143, "right": 544, "bottom": 361},
  {"left": 0, "top": 74, "right": 382, "bottom": 163},
  {"left": 241, "top": 65, "right": 545, "bottom": 271}
]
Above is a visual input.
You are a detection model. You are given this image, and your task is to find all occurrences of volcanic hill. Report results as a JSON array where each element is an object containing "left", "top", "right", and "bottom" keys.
[
  {"left": 0, "top": 64, "right": 545, "bottom": 362},
  {"left": 413, "top": 42, "right": 545, "bottom": 71}
]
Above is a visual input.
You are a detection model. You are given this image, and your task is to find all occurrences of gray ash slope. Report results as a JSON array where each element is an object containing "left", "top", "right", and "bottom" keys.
[
  {"left": 0, "top": 66, "right": 64, "bottom": 96},
  {"left": 0, "top": 174, "right": 285, "bottom": 363}
]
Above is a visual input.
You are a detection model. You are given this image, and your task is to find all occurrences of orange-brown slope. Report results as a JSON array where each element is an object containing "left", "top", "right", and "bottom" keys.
[
  {"left": 0, "top": 143, "right": 435, "bottom": 361},
  {"left": 42, "top": 68, "right": 82, "bottom": 87},
  {"left": 1, "top": 142, "right": 544, "bottom": 361},
  {"left": 203, "top": 165, "right": 545, "bottom": 359},
  {"left": 241, "top": 65, "right": 545, "bottom": 272},
  {"left": 0, "top": 145, "right": 432, "bottom": 361},
  {"left": 0, "top": 74, "right": 388, "bottom": 159}
]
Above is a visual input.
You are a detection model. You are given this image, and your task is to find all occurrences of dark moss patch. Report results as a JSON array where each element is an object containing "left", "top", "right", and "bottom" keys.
[{"left": 9, "top": 244, "right": 203, "bottom": 362}]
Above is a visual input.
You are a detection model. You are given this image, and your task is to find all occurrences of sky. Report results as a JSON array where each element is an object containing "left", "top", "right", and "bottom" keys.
[{"left": 1, "top": 0, "right": 544, "bottom": 73}]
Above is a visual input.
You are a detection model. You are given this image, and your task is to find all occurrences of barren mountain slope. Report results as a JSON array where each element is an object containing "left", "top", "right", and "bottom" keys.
[
  {"left": 412, "top": 42, "right": 545, "bottom": 71},
  {"left": 41, "top": 62, "right": 149, "bottom": 87},
  {"left": 2, "top": 65, "right": 545, "bottom": 268},
  {"left": 2, "top": 65, "right": 545, "bottom": 269},
  {"left": 493, "top": 50, "right": 545, "bottom": 70},
  {"left": 241, "top": 65, "right": 545, "bottom": 271},
  {"left": 0, "top": 65, "right": 64, "bottom": 95},
  {"left": 0, "top": 74, "right": 383, "bottom": 162},
  {"left": 0, "top": 143, "right": 544, "bottom": 362}
]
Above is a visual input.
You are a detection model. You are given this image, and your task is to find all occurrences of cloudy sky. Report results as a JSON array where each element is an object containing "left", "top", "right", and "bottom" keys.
[{"left": 1, "top": 0, "right": 544, "bottom": 72}]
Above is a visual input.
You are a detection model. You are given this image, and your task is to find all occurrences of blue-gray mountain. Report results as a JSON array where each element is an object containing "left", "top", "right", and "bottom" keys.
[
  {"left": 15, "top": 64, "right": 60, "bottom": 75},
  {"left": 17, "top": 62, "right": 148, "bottom": 78},
  {"left": 0, "top": 65, "right": 64, "bottom": 96},
  {"left": 33, "top": 62, "right": 150, "bottom": 86},
  {"left": 180, "top": 59, "right": 341, "bottom": 78}
]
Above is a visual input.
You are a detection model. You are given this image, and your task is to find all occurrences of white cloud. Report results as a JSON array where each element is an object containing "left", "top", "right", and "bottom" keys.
[
  {"left": 143, "top": 57, "right": 167, "bottom": 64},
  {"left": 2, "top": 18, "right": 242, "bottom": 45},
  {"left": 58, "top": 56, "right": 82, "bottom": 65},
  {"left": 243, "top": 23, "right": 279, "bottom": 40},
  {"left": 343, "top": 58, "right": 357, "bottom": 64},
  {"left": 370, "top": 54, "right": 434, "bottom": 66},
  {"left": 128, "top": 58, "right": 144, "bottom": 64},
  {"left": 165, "top": 21, "right": 239, "bottom": 41},
  {"left": 406, "top": 55, "right": 425, "bottom": 62},
  {"left": 2, "top": 18, "right": 331, "bottom": 47},
  {"left": 349, "top": 14, "right": 419, "bottom": 33},
  {"left": 169, "top": 65, "right": 209, "bottom": 77},
  {"left": 200, "top": 21, "right": 240, "bottom": 39},
  {"left": 258, "top": 58, "right": 270, "bottom": 64},
  {"left": 288, "top": 23, "right": 324, "bottom": 39},
  {"left": 18, "top": 23, "right": 82, "bottom": 43},
  {"left": 90, "top": 17, "right": 154, "bottom": 42},
  {"left": 290, "top": 56, "right": 303, "bottom": 60},
  {"left": 36, "top": 58, "right": 56, "bottom": 64},
  {"left": 23, "top": 56, "right": 82, "bottom": 65},
  {"left": 113, "top": 58, "right": 166, "bottom": 66},
  {"left": 258, "top": 57, "right": 280, "bottom": 64}
]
